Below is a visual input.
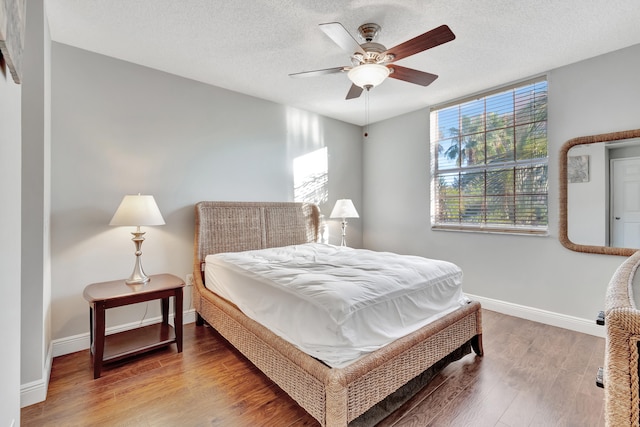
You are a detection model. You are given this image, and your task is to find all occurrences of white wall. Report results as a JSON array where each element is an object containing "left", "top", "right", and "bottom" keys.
[
  {"left": 363, "top": 43, "right": 640, "bottom": 324},
  {"left": 21, "top": 1, "right": 52, "bottom": 408},
  {"left": 0, "top": 43, "right": 23, "bottom": 427},
  {"left": 50, "top": 43, "right": 363, "bottom": 341}
]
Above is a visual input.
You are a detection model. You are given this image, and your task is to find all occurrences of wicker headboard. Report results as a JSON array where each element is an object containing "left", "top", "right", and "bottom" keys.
[{"left": 193, "top": 201, "right": 321, "bottom": 265}]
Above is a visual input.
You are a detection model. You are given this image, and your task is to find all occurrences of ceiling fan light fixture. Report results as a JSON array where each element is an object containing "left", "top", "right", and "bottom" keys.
[{"left": 348, "top": 63, "right": 390, "bottom": 89}]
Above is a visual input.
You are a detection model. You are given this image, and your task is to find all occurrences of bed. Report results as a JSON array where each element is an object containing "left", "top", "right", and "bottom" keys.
[{"left": 192, "top": 201, "right": 483, "bottom": 427}]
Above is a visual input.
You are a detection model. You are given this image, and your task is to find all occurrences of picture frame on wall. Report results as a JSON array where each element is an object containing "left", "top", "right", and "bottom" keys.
[{"left": 0, "top": 0, "right": 26, "bottom": 84}]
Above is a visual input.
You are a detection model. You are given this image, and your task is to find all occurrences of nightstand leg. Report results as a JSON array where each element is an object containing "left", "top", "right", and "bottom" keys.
[
  {"left": 89, "top": 307, "right": 94, "bottom": 353},
  {"left": 93, "top": 303, "right": 106, "bottom": 379},
  {"left": 161, "top": 297, "right": 169, "bottom": 325},
  {"left": 175, "top": 289, "right": 183, "bottom": 353}
]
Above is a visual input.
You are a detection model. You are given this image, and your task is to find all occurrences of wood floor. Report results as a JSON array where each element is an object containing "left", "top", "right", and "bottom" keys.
[{"left": 22, "top": 309, "right": 605, "bottom": 426}]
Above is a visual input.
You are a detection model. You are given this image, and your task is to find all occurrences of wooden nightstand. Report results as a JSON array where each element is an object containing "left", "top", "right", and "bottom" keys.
[{"left": 83, "top": 273, "right": 184, "bottom": 379}]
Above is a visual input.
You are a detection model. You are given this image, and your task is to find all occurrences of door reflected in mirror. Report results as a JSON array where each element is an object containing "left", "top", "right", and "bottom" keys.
[{"left": 560, "top": 129, "right": 640, "bottom": 256}]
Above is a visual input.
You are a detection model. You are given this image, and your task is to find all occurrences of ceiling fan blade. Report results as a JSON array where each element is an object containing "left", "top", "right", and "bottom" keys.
[
  {"left": 384, "top": 25, "right": 455, "bottom": 62},
  {"left": 289, "top": 66, "right": 347, "bottom": 78},
  {"left": 346, "top": 84, "right": 363, "bottom": 100},
  {"left": 320, "top": 22, "right": 366, "bottom": 55},
  {"left": 389, "top": 65, "right": 438, "bottom": 86}
]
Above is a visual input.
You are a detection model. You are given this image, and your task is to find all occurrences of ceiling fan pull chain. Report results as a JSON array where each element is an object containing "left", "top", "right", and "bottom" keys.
[{"left": 364, "top": 89, "right": 370, "bottom": 137}]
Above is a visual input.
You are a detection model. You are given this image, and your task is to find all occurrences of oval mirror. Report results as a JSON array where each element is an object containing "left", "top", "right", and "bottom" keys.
[{"left": 559, "top": 129, "right": 640, "bottom": 256}]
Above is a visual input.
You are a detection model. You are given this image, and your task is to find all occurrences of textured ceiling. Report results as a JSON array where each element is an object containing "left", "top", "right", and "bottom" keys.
[{"left": 45, "top": 0, "right": 640, "bottom": 126}]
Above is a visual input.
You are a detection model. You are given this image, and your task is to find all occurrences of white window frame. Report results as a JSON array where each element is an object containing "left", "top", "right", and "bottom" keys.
[{"left": 429, "top": 77, "right": 549, "bottom": 235}]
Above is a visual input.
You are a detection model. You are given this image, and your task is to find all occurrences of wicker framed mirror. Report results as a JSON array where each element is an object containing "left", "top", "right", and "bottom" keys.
[{"left": 559, "top": 128, "right": 640, "bottom": 256}]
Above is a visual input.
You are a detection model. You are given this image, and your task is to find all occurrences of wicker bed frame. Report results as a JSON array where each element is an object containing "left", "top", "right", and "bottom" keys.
[{"left": 192, "top": 201, "right": 483, "bottom": 427}]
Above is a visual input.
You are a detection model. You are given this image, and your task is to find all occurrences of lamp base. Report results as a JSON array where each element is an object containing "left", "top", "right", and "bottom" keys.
[
  {"left": 125, "top": 230, "right": 150, "bottom": 286},
  {"left": 125, "top": 276, "right": 150, "bottom": 286},
  {"left": 340, "top": 219, "right": 348, "bottom": 247},
  {"left": 125, "top": 255, "right": 150, "bottom": 285}
]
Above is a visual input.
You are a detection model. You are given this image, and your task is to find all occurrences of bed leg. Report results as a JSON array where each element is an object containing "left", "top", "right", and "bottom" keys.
[
  {"left": 471, "top": 334, "right": 484, "bottom": 356},
  {"left": 326, "top": 375, "right": 348, "bottom": 427},
  {"left": 196, "top": 312, "right": 204, "bottom": 326}
]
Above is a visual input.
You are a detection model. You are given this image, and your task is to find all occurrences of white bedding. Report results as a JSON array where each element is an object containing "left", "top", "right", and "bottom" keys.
[{"left": 204, "top": 243, "right": 467, "bottom": 368}]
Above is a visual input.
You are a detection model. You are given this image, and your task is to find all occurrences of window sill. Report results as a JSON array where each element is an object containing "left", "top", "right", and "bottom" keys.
[{"left": 431, "top": 225, "right": 549, "bottom": 237}]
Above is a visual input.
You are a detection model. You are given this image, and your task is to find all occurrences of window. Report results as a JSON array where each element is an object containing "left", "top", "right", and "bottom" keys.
[{"left": 430, "top": 78, "right": 548, "bottom": 234}]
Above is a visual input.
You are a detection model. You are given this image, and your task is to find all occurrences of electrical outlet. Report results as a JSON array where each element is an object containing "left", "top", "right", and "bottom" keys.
[{"left": 186, "top": 273, "right": 194, "bottom": 287}]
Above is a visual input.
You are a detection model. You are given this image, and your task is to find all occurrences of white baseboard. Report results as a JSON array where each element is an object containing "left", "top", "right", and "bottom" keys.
[
  {"left": 20, "top": 341, "right": 53, "bottom": 408},
  {"left": 21, "top": 309, "right": 197, "bottom": 408},
  {"left": 466, "top": 293, "right": 605, "bottom": 338}
]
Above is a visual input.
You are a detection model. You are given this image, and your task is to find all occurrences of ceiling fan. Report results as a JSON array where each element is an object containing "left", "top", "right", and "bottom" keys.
[{"left": 289, "top": 22, "right": 455, "bottom": 100}]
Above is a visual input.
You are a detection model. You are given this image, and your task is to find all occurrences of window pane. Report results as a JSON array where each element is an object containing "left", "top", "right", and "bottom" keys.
[
  {"left": 438, "top": 197, "right": 461, "bottom": 222},
  {"left": 438, "top": 172, "right": 459, "bottom": 192},
  {"left": 486, "top": 91, "right": 514, "bottom": 131},
  {"left": 515, "top": 164, "right": 548, "bottom": 194},
  {"left": 514, "top": 165, "right": 548, "bottom": 227},
  {"left": 486, "top": 196, "right": 515, "bottom": 224},
  {"left": 435, "top": 106, "right": 460, "bottom": 140},
  {"left": 514, "top": 194, "right": 548, "bottom": 225},
  {"left": 515, "top": 122, "right": 547, "bottom": 160},
  {"left": 460, "top": 99, "right": 484, "bottom": 134},
  {"left": 515, "top": 82, "right": 547, "bottom": 125},
  {"left": 460, "top": 196, "right": 485, "bottom": 223},
  {"left": 459, "top": 170, "right": 485, "bottom": 197},
  {"left": 433, "top": 171, "right": 460, "bottom": 224},
  {"left": 437, "top": 138, "right": 460, "bottom": 169},
  {"left": 461, "top": 133, "right": 485, "bottom": 166},
  {"left": 486, "top": 169, "right": 514, "bottom": 195},
  {"left": 486, "top": 128, "right": 514, "bottom": 163}
]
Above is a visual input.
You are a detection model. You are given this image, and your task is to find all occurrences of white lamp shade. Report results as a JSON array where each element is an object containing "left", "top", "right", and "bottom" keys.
[
  {"left": 348, "top": 64, "right": 390, "bottom": 89},
  {"left": 109, "top": 195, "right": 165, "bottom": 226},
  {"left": 330, "top": 199, "right": 359, "bottom": 219}
]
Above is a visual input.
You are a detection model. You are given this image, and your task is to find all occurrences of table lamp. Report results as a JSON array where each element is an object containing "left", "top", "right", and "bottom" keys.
[
  {"left": 109, "top": 194, "right": 165, "bottom": 285},
  {"left": 330, "top": 199, "right": 359, "bottom": 247}
]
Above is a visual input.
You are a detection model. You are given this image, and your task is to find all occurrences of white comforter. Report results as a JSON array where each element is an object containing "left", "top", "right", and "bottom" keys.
[{"left": 205, "top": 243, "right": 466, "bottom": 368}]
